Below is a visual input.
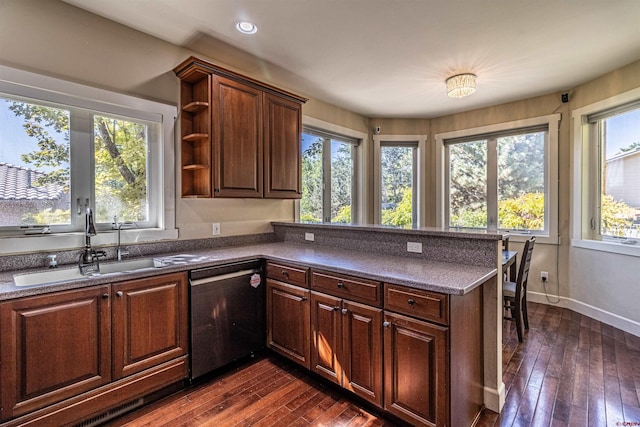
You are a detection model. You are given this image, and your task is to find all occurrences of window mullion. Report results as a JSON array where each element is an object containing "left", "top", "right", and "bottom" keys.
[
  {"left": 69, "top": 108, "right": 94, "bottom": 231},
  {"left": 322, "top": 138, "right": 331, "bottom": 222},
  {"left": 487, "top": 138, "right": 498, "bottom": 231}
]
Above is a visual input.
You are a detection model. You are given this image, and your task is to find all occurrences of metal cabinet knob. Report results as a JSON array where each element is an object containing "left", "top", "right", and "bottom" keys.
[
  {"left": 116, "top": 291, "right": 123, "bottom": 297},
  {"left": 333, "top": 306, "right": 340, "bottom": 311},
  {"left": 341, "top": 308, "right": 348, "bottom": 315},
  {"left": 300, "top": 296, "right": 307, "bottom": 302},
  {"left": 383, "top": 321, "right": 391, "bottom": 328},
  {"left": 337, "top": 282, "right": 344, "bottom": 288},
  {"left": 281, "top": 270, "right": 288, "bottom": 277},
  {"left": 102, "top": 293, "right": 109, "bottom": 299},
  {"left": 407, "top": 298, "right": 416, "bottom": 305}
]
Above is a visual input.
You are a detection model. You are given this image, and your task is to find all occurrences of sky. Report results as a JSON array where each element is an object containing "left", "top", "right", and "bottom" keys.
[
  {"left": 0, "top": 99, "right": 67, "bottom": 172},
  {"left": 606, "top": 109, "right": 640, "bottom": 159}
]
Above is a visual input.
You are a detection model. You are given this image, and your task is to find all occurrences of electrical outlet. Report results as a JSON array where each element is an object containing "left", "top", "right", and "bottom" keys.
[
  {"left": 305, "top": 232, "right": 315, "bottom": 242},
  {"left": 212, "top": 223, "right": 220, "bottom": 236},
  {"left": 407, "top": 241, "right": 422, "bottom": 253},
  {"left": 540, "top": 271, "right": 549, "bottom": 281}
]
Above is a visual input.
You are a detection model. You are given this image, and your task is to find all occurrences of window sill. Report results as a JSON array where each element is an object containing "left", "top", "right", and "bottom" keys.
[
  {"left": 571, "top": 238, "right": 640, "bottom": 257},
  {"left": 0, "top": 228, "right": 179, "bottom": 256},
  {"left": 503, "top": 233, "right": 559, "bottom": 245}
]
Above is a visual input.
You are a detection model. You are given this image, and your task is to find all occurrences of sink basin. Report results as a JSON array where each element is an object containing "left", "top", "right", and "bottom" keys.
[
  {"left": 98, "top": 258, "right": 161, "bottom": 274},
  {"left": 13, "top": 258, "right": 166, "bottom": 287},
  {"left": 14, "top": 268, "right": 85, "bottom": 287}
]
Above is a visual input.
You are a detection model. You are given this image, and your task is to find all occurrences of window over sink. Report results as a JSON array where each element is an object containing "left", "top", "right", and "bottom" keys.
[{"left": 0, "top": 65, "right": 177, "bottom": 251}]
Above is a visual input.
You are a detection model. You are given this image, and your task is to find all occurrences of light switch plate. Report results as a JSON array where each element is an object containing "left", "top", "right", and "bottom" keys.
[{"left": 407, "top": 241, "right": 422, "bottom": 253}]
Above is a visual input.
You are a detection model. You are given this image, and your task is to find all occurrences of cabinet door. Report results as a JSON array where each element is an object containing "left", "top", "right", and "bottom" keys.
[
  {"left": 384, "top": 311, "right": 448, "bottom": 427},
  {"left": 342, "top": 300, "right": 383, "bottom": 407},
  {"left": 266, "top": 279, "right": 310, "bottom": 368},
  {"left": 263, "top": 92, "right": 302, "bottom": 198},
  {"left": 0, "top": 286, "right": 111, "bottom": 420},
  {"left": 112, "top": 272, "right": 188, "bottom": 379},
  {"left": 213, "top": 75, "right": 263, "bottom": 198},
  {"left": 310, "top": 291, "right": 342, "bottom": 385}
]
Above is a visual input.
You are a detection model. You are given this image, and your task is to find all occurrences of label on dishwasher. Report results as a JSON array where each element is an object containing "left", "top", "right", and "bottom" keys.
[{"left": 250, "top": 273, "right": 262, "bottom": 288}]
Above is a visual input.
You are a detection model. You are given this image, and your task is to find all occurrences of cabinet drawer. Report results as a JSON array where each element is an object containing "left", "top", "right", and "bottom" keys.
[
  {"left": 311, "top": 270, "right": 382, "bottom": 307},
  {"left": 384, "top": 284, "right": 449, "bottom": 325},
  {"left": 266, "top": 261, "right": 309, "bottom": 287}
]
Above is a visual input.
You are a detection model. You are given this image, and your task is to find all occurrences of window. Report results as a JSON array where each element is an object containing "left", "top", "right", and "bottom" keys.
[
  {"left": 436, "top": 114, "right": 559, "bottom": 240},
  {"left": 0, "top": 65, "right": 176, "bottom": 248},
  {"left": 373, "top": 135, "right": 426, "bottom": 228},
  {"left": 300, "top": 127, "right": 357, "bottom": 223},
  {"left": 379, "top": 143, "right": 417, "bottom": 227},
  {"left": 588, "top": 102, "right": 640, "bottom": 241}
]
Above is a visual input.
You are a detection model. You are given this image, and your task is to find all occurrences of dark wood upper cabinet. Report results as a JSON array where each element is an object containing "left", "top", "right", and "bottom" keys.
[
  {"left": 263, "top": 92, "right": 302, "bottom": 198},
  {"left": 213, "top": 75, "right": 263, "bottom": 197},
  {"left": 174, "top": 57, "right": 306, "bottom": 199}
]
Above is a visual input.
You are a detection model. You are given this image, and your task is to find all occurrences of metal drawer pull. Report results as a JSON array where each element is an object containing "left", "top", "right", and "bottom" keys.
[
  {"left": 333, "top": 306, "right": 340, "bottom": 311},
  {"left": 337, "top": 282, "right": 344, "bottom": 288},
  {"left": 407, "top": 298, "right": 416, "bottom": 305},
  {"left": 281, "top": 270, "right": 289, "bottom": 276},
  {"left": 383, "top": 321, "right": 391, "bottom": 328},
  {"left": 116, "top": 291, "right": 123, "bottom": 297},
  {"left": 102, "top": 293, "right": 109, "bottom": 299},
  {"left": 300, "top": 296, "right": 307, "bottom": 302}
]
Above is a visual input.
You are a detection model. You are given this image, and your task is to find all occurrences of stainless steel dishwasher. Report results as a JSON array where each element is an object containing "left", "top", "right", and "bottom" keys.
[{"left": 189, "top": 259, "right": 265, "bottom": 381}]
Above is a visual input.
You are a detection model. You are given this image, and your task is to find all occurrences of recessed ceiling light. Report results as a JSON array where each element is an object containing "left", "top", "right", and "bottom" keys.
[{"left": 236, "top": 21, "right": 257, "bottom": 34}]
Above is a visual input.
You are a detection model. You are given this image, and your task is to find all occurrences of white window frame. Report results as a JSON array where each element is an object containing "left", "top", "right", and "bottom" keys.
[
  {"left": 298, "top": 116, "right": 366, "bottom": 224},
  {"left": 435, "top": 114, "right": 560, "bottom": 244},
  {"left": 572, "top": 87, "right": 640, "bottom": 257},
  {"left": 373, "top": 135, "right": 427, "bottom": 227},
  {"left": 0, "top": 65, "right": 177, "bottom": 255}
]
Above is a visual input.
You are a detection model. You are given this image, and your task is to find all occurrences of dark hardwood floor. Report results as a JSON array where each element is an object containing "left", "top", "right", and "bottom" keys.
[
  {"left": 478, "top": 301, "right": 640, "bottom": 427},
  {"left": 105, "top": 302, "right": 640, "bottom": 427}
]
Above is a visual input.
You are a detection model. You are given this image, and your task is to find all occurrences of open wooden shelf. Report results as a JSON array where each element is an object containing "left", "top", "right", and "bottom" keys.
[
  {"left": 182, "top": 101, "right": 209, "bottom": 113},
  {"left": 182, "top": 133, "right": 209, "bottom": 142},
  {"left": 182, "top": 164, "right": 209, "bottom": 171}
]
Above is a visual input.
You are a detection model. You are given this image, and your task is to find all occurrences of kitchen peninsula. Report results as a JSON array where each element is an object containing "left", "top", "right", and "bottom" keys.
[{"left": 0, "top": 223, "right": 504, "bottom": 427}]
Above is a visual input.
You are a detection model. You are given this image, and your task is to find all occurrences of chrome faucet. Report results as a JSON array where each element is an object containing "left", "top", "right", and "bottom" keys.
[
  {"left": 79, "top": 208, "right": 105, "bottom": 274},
  {"left": 112, "top": 216, "right": 137, "bottom": 261}
]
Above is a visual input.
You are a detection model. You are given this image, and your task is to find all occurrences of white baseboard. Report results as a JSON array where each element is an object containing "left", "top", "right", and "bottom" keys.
[
  {"left": 483, "top": 382, "right": 505, "bottom": 413},
  {"left": 528, "top": 291, "right": 640, "bottom": 337}
]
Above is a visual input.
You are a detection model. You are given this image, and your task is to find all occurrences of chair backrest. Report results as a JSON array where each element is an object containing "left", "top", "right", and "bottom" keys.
[{"left": 516, "top": 236, "right": 535, "bottom": 299}]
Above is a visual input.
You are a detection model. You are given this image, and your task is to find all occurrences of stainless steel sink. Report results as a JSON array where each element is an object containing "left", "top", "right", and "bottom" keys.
[{"left": 13, "top": 258, "right": 166, "bottom": 287}]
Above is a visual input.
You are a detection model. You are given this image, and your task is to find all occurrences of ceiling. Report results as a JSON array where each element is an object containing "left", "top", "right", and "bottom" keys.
[{"left": 62, "top": 0, "right": 640, "bottom": 119}]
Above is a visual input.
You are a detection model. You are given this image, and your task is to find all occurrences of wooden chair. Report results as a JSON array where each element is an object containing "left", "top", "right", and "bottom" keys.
[{"left": 503, "top": 236, "right": 535, "bottom": 342}]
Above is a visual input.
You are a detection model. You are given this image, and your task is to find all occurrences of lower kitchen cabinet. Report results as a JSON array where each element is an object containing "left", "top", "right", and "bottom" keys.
[
  {"left": 266, "top": 278, "right": 310, "bottom": 368},
  {"left": 0, "top": 272, "right": 189, "bottom": 426},
  {"left": 383, "top": 311, "right": 448, "bottom": 427},
  {"left": 0, "top": 286, "right": 112, "bottom": 420},
  {"left": 112, "top": 273, "right": 188, "bottom": 379},
  {"left": 310, "top": 291, "right": 383, "bottom": 406}
]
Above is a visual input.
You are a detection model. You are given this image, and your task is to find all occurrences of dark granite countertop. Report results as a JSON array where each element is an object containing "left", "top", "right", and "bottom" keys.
[{"left": 0, "top": 242, "right": 497, "bottom": 301}]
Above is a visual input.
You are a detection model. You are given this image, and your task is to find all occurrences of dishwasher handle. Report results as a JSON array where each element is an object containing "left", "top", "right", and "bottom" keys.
[{"left": 190, "top": 268, "right": 261, "bottom": 287}]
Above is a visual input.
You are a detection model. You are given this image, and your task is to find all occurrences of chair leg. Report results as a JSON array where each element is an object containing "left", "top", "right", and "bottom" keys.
[
  {"left": 522, "top": 296, "right": 529, "bottom": 330},
  {"left": 514, "top": 305, "right": 523, "bottom": 343}
]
